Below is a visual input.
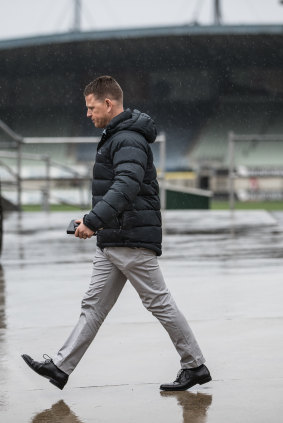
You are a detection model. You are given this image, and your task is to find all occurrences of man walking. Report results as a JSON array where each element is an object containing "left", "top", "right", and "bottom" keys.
[{"left": 22, "top": 76, "right": 211, "bottom": 391}]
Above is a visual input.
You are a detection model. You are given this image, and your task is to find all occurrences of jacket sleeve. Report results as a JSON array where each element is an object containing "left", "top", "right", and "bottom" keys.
[{"left": 83, "top": 136, "right": 148, "bottom": 232}]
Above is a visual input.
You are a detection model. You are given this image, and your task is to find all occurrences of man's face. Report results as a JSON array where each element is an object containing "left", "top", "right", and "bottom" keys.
[{"left": 85, "top": 94, "right": 111, "bottom": 128}]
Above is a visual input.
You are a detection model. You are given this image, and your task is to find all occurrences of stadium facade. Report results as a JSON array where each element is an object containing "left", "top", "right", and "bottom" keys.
[{"left": 1, "top": 23, "right": 283, "bottom": 202}]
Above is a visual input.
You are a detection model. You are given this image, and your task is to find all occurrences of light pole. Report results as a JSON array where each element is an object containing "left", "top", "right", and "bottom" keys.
[
  {"left": 73, "top": 0, "right": 81, "bottom": 32},
  {"left": 214, "top": 0, "right": 222, "bottom": 25}
]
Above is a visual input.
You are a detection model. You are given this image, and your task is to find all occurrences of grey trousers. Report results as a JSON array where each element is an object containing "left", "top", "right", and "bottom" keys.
[{"left": 53, "top": 246, "right": 205, "bottom": 375}]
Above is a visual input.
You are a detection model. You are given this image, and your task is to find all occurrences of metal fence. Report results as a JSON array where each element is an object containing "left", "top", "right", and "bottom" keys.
[
  {"left": 228, "top": 131, "right": 283, "bottom": 210},
  {"left": 0, "top": 119, "right": 166, "bottom": 212}
]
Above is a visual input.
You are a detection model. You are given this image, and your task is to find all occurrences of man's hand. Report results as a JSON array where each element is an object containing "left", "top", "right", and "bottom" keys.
[{"left": 74, "top": 219, "right": 95, "bottom": 239}]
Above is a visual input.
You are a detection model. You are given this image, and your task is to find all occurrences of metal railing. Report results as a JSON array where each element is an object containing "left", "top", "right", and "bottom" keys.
[
  {"left": 0, "top": 120, "right": 166, "bottom": 211},
  {"left": 0, "top": 119, "right": 23, "bottom": 208},
  {"left": 0, "top": 150, "right": 91, "bottom": 211},
  {"left": 228, "top": 131, "right": 283, "bottom": 210}
]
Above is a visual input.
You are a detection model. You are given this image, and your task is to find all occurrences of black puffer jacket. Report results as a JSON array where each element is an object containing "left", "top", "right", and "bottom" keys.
[{"left": 83, "top": 108, "right": 162, "bottom": 256}]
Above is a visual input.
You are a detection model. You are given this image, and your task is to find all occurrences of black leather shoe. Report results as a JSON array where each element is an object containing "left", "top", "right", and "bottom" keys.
[
  {"left": 21, "top": 354, "right": 68, "bottom": 390},
  {"left": 160, "top": 365, "right": 212, "bottom": 391}
]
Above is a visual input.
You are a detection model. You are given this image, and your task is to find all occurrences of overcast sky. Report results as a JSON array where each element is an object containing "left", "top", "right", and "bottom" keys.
[{"left": 0, "top": 0, "right": 283, "bottom": 40}]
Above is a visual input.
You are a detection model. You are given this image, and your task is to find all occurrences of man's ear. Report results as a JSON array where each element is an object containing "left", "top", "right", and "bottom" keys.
[{"left": 105, "top": 98, "right": 112, "bottom": 111}]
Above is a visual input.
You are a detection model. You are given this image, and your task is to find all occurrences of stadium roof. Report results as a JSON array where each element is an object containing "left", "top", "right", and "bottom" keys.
[{"left": 1, "top": 23, "right": 283, "bottom": 51}]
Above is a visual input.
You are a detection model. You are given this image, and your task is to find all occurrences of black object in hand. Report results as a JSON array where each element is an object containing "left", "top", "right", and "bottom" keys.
[{"left": 66, "top": 219, "right": 80, "bottom": 234}]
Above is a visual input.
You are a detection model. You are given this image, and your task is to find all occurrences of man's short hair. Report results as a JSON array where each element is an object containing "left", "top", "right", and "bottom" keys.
[{"left": 84, "top": 76, "right": 123, "bottom": 103}]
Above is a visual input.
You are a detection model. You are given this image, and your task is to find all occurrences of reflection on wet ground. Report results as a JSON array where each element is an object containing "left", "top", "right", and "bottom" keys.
[
  {"left": 2, "top": 210, "right": 283, "bottom": 266},
  {"left": 30, "top": 392, "right": 212, "bottom": 423},
  {"left": 0, "top": 210, "right": 283, "bottom": 422},
  {"left": 31, "top": 400, "right": 82, "bottom": 423},
  {"left": 0, "top": 265, "right": 5, "bottom": 329},
  {"left": 160, "top": 391, "right": 212, "bottom": 423}
]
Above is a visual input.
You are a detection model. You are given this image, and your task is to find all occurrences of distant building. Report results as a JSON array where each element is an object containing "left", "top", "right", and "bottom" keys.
[{"left": 1, "top": 24, "right": 283, "bottom": 202}]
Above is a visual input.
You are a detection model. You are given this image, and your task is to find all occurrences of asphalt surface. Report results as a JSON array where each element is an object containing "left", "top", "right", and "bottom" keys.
[{"left": 0, "top": 210, "right": 283, "bottom": 423}]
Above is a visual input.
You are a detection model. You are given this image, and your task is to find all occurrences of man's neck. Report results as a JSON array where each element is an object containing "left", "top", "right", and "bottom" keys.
[{"left": 106, "top": 107, "right": 124, "bottom": 126}]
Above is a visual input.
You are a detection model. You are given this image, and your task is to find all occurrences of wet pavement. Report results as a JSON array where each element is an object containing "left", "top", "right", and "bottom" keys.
[{"left": 1, "top": 210, "right": 283, "bottom": 422}]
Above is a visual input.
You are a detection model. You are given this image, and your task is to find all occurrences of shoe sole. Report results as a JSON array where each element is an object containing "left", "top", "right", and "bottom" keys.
[
  {"left": 49, "top": 378, "right": 65, "bottom": 390},
  {"left": 160, "top": 375, "right": 212, "bottom": 391},
  {"left": 21, "top": 355, "right": 65, "bottom": 390}
]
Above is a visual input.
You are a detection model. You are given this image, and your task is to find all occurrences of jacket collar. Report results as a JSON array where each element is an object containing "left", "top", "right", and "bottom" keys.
[
  {"left": 97, "top": 109, "right": 132, "bottom": 151},
  {"left": 106, "top": 109, "right": 132, "bottom": 133}
]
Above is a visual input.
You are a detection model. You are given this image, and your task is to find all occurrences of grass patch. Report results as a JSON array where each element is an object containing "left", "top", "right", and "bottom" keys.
[
  {"left": 22, "top": 204, "right": 90, "bottom": 212},
  {"left": 211, "top": 201, "right": 283, "bottom": 211}
]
